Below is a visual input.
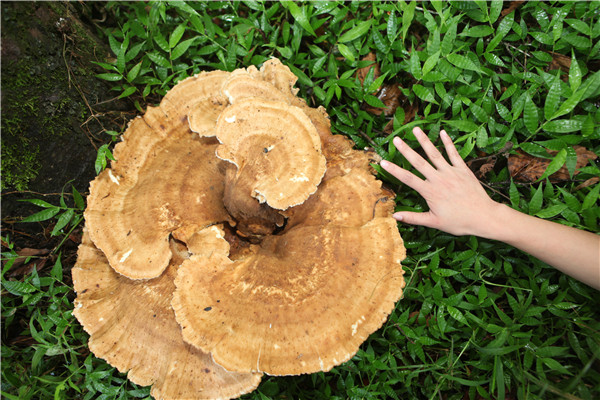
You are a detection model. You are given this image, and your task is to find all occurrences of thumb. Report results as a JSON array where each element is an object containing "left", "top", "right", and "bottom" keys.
[{"left": 393, "top": 211, "right": 438, "bottom": 229}]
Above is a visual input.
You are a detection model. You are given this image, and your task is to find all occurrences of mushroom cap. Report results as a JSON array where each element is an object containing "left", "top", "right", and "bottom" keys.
[
  {"left": 214, "top": 97, "right": 326, "bottom": 211},
  {"left": 84, "top": 106, "right": 231, "bottom": 280},
  {"left": 161, "top": 70, "right": 229, "bottom": 121},
  {"left": 72, "top": 229, "right": 262, "bottom": 400},
  {"left": 172, "top": 217, "right": 405, "bottom": 375}
]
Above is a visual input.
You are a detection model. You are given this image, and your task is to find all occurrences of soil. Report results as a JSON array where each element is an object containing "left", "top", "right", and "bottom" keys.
[{"left": 1, "top": 2, "right": 134, "bottom": 251}]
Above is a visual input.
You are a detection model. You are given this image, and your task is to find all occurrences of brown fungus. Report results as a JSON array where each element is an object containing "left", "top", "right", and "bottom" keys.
[
  {"left": 73, "top": 229, "right": 262, "bottom": 400},
  {"left": 75, "top": 58, "right": 406, "bottom": 397}
]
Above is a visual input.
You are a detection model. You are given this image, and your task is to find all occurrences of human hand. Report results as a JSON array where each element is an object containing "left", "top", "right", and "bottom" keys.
[{"left": 380, "top": 127, "right": 502, "bottom": 237}]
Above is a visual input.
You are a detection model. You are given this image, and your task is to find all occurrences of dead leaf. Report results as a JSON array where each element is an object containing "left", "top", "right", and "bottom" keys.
[
  {"left": 508, "top": 146, "right": 598, "bottom": 182},
  {"left": 548, "top": 52, "right": 571, "bottom": 80},
  {"left": 364, "top": 84, "right": 404, "bottom": 116},
  {"left": 356, "top": 52, "right": 380, "bottom": 87},
  {"left": 575, "top": 177, "right": 600, "bottom": 191},
  {"left": 382, "top": 99, "right": 419, "bottom": 134},
  {"left": 478, "top": 159, "right": 497, "bottom": 177},
  {"left": 500, "top": 1, "right": 526, "bottom": 19}
]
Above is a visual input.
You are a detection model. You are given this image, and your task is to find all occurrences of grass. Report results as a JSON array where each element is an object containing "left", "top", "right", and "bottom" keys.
[{"left": 2, "top": 1, "right": 600, "bottom": 399}]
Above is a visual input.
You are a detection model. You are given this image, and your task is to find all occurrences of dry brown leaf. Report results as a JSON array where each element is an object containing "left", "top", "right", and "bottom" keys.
[
  {"left": 500, "top": 1, "right": 526, "bottom": 18},
  {"left": 4, "top": 247, "right": 50, "bottom": 271},
  {"left": 548, "top": 52, "right": 571, "bottom": 80},
  {"left": 508, "top": 146, "right": 597, "bottom": 182},
  {"left": 364, "top": 84, "right": 404, "bottom": 116},
  {"left": 356, "top": 52, "right": 380, "bottom": 88},
  {"left": 575, "top": 177, "right": 600, "bottom": 191}
]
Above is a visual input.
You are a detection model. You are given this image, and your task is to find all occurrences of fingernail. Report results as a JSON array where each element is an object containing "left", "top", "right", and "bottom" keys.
[
  {"left": 441, "top": 130, "right": 448, "bottom": 138},
  {"left": 412, "top": 127, "right": 421, "bottom": 136},
  {"left": 393, "top": 213, "right": 403, "bottom": 221},
  {"left": 380, "top": 160, "right": 389, "bottom": 168},
  {"left": 393, "top": 136, "right": 403, "bottom": 145}
]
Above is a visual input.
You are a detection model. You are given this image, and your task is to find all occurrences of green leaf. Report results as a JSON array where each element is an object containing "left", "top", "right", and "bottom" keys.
[
  {"left": 539, "top": 148, "right": 567, "bottom": 181},
  {"left": 167, "top": 0, "right": 199, "bottom": 16},
  {"left": 443, "top": 120, "right": 479, "bottom": 132},
  {"left": 542, "top": 119, "right": 584, "bottom": 133},
  {"left": 286, "top": 1, "right": 316, "bottom": 36},
  {"left": 581, "top": 114, "right": 595, "bottom": 137},
  {"left": 434, "top": 269, "right": 459, "bottom": 277},
  {"left": 153, "top": 32, "right": 170, "bottom": 52},
  {"left": 171, "top": 38, "right": 195, "bottom": 60},
  {"left": 489, "top": 0, "right": 502, "bottom": 24},
  {"left": 95, "top": 144, "right": 115, "bottom": 175},
  {"left": 569, "top": 50, "right": 582, "bottom": 91},
  {"left": 116, "top": 36, "right": 128, "bottom": 74},
  {"left": 529, "top": 183, "right": 544, "bottom": 215},
  {"left": 447, "top": 306, "right": 469, "bottom": 325},
  {"left": 2, "top": 279, "right": 37, "bottom": 295},
  {"left": 19, "top": 199, "right": 56, "bottom": 208},
  {"left": 337, "top": 43, "right": 355, "bottom": 63},
  {"left": 422, "top": 51, "right": 440, "bottom": 76},
  {"left": 523, "top": 94, "right": 539, "bottom": 134},
  {"left": 559, "top": 187, "right": 581, "bottom": 212},
  {"left": 95, "top": 73, "right": 122, "bottom": 82},
  {"left": 126, "top": 61, "right": 142, "bottom": 82},
  {"left": 544, "top": 75, "right": 561, "bottom": 121},
  {"left": 486, "top": 11, "right": 514, "bottom": 52},
  {"left": 21, "top": 207, "right": 60, "bottom": 223},
  {"left": 387, "top": 10, "right": 398, "bottom": 40},
  {"left": 169, "top": 24, "right": 186, "bottom": 49},
  {"left": 413, "top": 84, "right": 437, "bottom": 104},
  {"left": 496, "top": 102, "right": 511, "bottom": 122},
  {"left": 441, "top": 22, "right": 457, "bottom": 56},
  {"left": 476, "top": 126, "right": 488, "bottom": 148},
  {"left": 536, "top": 204, "right": 568, "bottom": 219},
  {"left": 530, "top": 31, "right": 553, "bottom": 45},
  {"left": 541, "top": 358, "right": 571, "bottom": 375},
  {"left": 51, "top": 209, "right": 74, "bottom": 236},
  {"left": 409, "top": 50, "right": 422, "bottom": 80},
  {"left": 465, "top": 25, "right": 494, "bottom": 37},
  {"left": 339, "top": 20, "right": 372, "bottom": 43},
  {"left": 118, "top": 86, "right": 137, "bottom": 99},
  {"left": 147, "top": 52, "right": 171, "bottom": 68},
  {"left": 459, "top": 135, "right": 476, "bottom": 158},
  {"left": 484, "top": 52, "right": 506, "bottom": 67},
  {"left": 447, "top": 53, "right": 482, "bottom": 73},
  {"left": 565, "top": 146, "right": 578, "bottom": 178},
  {"left": 364, "top": 95, "right": 386, "bottom": 108},
  {"left": 581, "top": 184, "right": 599, "bottom": 211},
  {"left": 72, "top": 186, "right": 85, "bottom": 210},
  {"left": 509, "top": 180, "right": 520, "bottom": 208},
  {"left": 400, "top": 0, "right": 416, "bottom": 43}
]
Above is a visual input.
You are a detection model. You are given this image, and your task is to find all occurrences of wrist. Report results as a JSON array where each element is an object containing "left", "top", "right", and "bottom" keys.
[{"left": 471, "top": 201, "right": 517, "bottom": 241}]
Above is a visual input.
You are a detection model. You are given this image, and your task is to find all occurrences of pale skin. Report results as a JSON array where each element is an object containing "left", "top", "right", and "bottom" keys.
[{"left": 380, "top": 127, "right": 600, "bottom": 290}]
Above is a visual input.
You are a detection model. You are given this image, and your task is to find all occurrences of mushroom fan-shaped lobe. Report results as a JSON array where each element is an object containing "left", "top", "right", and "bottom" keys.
[
  {"left": 214, "top": 97, "right": 326, "bottom": 211},
  {"left": 172, "top": 218, "right": 405, "bottom": 376},
  {"left": 161, "top": 70, "right": 229, "bottom": 121},
  {"left": 72, "top": 230, "right": 262, "bottom": 400},
  {"left": 84, "top": 106, "right": 231, "bottom": 280}
]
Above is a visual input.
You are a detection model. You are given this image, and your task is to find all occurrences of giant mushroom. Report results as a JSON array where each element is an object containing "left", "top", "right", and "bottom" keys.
[{"left": 74, "top": 58, "right": 406, "bottom": 398}]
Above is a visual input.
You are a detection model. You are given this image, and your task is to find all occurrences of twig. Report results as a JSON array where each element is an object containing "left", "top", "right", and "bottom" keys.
[
  {"left": 358, "top": 130, "right": 378, "bottom": 148},
  {"left": 480, "top": 180, "right": 510, "bottom": 202}
]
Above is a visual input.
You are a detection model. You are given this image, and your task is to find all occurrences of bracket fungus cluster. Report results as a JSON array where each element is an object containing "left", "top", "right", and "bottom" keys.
[{"left": 73, "top": 59, "right": 406, "bottom": 399}]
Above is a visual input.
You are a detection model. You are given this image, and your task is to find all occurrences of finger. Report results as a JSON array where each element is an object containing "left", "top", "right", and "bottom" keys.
[
  {"left": 392, "top": 136, "right": 437, "bottom": 180},
  {"left": 412, "top": 127, "right": 450, "bottom": 170},
  {"left": 440, "top": 130, "right": 467, "bottom": 168},
  {"left": 380, "top": 160, "right": 427, "bottom": 194},
  {"left": 393, "top": 211, "right": 438, "bottom": 228}
]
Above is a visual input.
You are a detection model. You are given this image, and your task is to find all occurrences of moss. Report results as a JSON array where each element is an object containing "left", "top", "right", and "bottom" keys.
[{"left": 1, "top": 2, "right": 91, "bottom": 191}]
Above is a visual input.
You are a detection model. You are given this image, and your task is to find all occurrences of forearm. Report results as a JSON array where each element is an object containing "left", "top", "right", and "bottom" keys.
[{"left": 480, "top": 203, "right": 600, "bottom": 290}]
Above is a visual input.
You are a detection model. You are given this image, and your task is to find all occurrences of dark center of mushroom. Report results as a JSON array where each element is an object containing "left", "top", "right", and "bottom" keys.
[{"left": 222, "top": 162, "right": 285, "bottom": 242}]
